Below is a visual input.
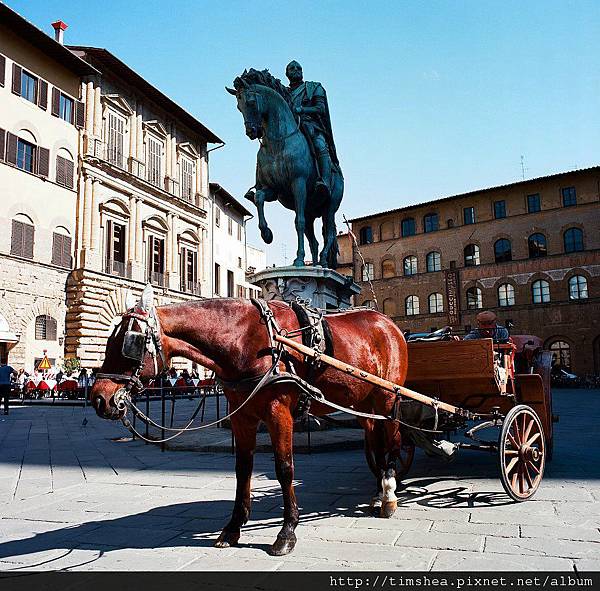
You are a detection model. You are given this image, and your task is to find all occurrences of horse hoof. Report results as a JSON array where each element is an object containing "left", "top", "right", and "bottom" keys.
[
  {"left": 261, "top": 228, "right": 273, "bottom": 244},
  {"left": 214, "top": 530, "right": 240, "bottom": 548},
  {"left": 268, "top": 534, "right": 296, "bottom": 556},
  {"left": 380, "top": 500, "right": 397, "bottom": 519}
]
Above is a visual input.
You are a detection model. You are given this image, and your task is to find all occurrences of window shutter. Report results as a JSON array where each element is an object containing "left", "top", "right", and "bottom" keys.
[
  {"left": 51, "top": 87, "right": 60, "bottom": 117},
  {"left": 52, "top": 233, "right": 62, "bottom": 265},
  {"left": 38, "top": 80, "right": 48, "bottom": 110},
  {"left": 47, "top": 317, "right": 57, "bottom": 341},
  {"left": 75, "top": 100, "right": 85, "bottom": 128},
  {"left": 65, "top": 158, "right": 74, "bottom": 189},
  {"left": 23, "top": 223, "right": 34, "bottom": 259},
  {"left": 37, "top": 147, "right": 50, "bottom": 177},
  {"left": 11, "top": 64, "right": 21, "bottom": 95},
  {"left": 63, "top": 235, "right": 72, "bottom": 268},
  {"left": 56, "top": 155, "right": 64, "bottom": 186},
  {"left": 0, "top": 55, "right": 5, "bottom": 87},
  {"left": 0, "top": 128, "right": 5, "bottom": 161},
  {"left": 10, "top": 220, "right": 24, "bottom": 256},
  {"left": 5, "top": 133, "right": 17, "bottom": 165}
]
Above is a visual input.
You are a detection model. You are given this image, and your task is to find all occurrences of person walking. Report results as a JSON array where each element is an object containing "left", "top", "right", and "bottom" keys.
[{"left": 0, "top": 361, "right": 16, "bottom": 415}]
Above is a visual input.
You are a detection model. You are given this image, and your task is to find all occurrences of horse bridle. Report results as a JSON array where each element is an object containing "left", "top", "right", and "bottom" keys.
[{"left": 96, "top": 308, "right": 167, "bottom": 410}]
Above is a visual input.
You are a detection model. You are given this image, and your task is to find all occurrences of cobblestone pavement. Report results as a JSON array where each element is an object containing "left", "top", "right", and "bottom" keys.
[{"left": 0, "top": 389, "right": 597, "bottom": 572}]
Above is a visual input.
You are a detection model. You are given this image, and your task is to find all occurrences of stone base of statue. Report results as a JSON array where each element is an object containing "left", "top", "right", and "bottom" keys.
[{"left": 249, "top": 265, "right": 361, "bottom": 310}]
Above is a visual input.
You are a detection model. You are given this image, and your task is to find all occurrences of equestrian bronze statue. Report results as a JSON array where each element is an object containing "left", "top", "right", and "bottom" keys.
[{"left": 226, "top": 62, "right": 343, "bottom": 269}]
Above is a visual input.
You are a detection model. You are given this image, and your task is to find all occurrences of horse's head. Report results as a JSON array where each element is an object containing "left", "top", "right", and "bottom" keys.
[
  {"left": 227, "top": 75, "right": 264, "bottom": 140},
  {"left": 91, "top": 284, "right": 166, "bottom": 420}
]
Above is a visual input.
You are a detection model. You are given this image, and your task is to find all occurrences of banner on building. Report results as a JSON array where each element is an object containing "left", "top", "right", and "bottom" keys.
[{"left": 445, "top": 269, "right": 460, "bottom": 327}]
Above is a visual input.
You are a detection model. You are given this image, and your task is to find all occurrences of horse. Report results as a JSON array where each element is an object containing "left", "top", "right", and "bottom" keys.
[
  {"left": 90, "top": 284, "right": 408, "bottom": 556},
  {"left": 226, "top": 69, "right": 343, "bottom": 269}
]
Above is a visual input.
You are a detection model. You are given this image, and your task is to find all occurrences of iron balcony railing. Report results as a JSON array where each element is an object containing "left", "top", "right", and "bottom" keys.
[
  {"left": 149, "top": 271, "right": 166, "bottom": 287},
  {"left": 181, "top": 280, "right": 201, "bottom": 295},
  {"left": 105, "top": 256, "right": 130, "bottom": 278}
]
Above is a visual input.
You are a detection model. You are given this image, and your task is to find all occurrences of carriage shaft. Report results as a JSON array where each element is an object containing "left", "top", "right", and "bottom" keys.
[{"left": 274, "top": 334, "right": 466, "bottom": 416}]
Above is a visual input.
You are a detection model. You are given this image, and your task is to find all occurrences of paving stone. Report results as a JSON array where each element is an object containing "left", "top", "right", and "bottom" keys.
[
  {"left": 484, "top": 535, "right": 600, "bottom": 559},
  {"left": 520, "top": 524, "right": 600, "bottom": 542},
  {"left": 432, "top": 549, "right": 574, "bottom": 571},
  {"left": 431, "top": 521, "right": 518, "bottom": 537},
  {"left": 395, "top": 530, "right": 484, "bottom": 552}
]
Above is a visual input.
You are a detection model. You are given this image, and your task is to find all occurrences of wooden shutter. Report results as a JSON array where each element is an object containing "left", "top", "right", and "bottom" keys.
[
  {"left": 47, "top": 317, "right": 57, "bottom": 341},
  {"left": 51, "top": 87, "right": 60, "bottom": 117},
  {"left": 56, "top": 155, "right": 64, "bottom": 186},
  {"left": 38, "top": 80, "right": 48, "bottom": 110},
  {"left": 11, "top": 64, "right": 21, "bottom": 95},
  {"left": 62, "top": 235, "right": 72, "bottom": 268},
  {"left": 52, "top": 233, "right": 62, "bottom": 265},
  {"left": 6, "top": 133, "right": 17, "bottom": 165},
  {"left": 37, "top": 147, "right": 49, "bottom": 177},
  {"left": 65, "top": 158, "right": 74, "bottom": 189},
  {"left": 0, "top": 128, "right": 5, "bottom": 161},
  {"left": 10, "top": 220, "right": 23, "bottom": 256},
  {"left": 0, "top": 55, "right": 5, "bottom": 87},
  {"left": 23, "top": 223, "right": 34, "bottom": 258},
  {"left": 75, "top": 101, "right": 85, "bottom": 128}
]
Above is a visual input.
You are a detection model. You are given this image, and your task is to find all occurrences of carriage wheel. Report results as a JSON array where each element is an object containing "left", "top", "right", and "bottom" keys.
[
  {"left": 499, "top": 405, "right": 545, "bottom": 502},
  {"left": 395, "top": 442, "right": 415, "bottom": 479}
]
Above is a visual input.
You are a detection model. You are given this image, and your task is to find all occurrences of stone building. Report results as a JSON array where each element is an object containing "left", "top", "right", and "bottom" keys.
[
  {"left": 0, "top": 6, "right": 96, "bottom": 369},
  {"left": 64, "top": 45, "right": 225, "bottom": 368},
  {"left": 210, "top": 183, "right": 264, "bottom": 299},
  {"left": 349, "top": 167, "right": 600, "bottom": 375}
]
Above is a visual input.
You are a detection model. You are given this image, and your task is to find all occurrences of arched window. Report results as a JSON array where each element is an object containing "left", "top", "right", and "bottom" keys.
[
  {"left": 381, "top": 259, "right": 395, "bottom": 278},
  {"left": 401, "top": 218, "right": 415, "bottom": 237},
  {"left": 426, "top": 251, "right": 441, "bottom": 272},
  {"left": 405, "top": 295, "right": 419, "bottom": 316},
  {"left": 359, "top": 226, "right": 373, "bottom": 245},
  {"left": 568, "top": 275, "right": 588, "bottom": 300},
  {"left": 10, "top": 214, "right": 35, "bottom": 259},
  {"left": 428, "top": 293, "right": 443, "bottom": 313},
  {"left": 380, "top": 221, "right": 394, "bottom": 241},
  {"left": 362, "top": 299, "right": 375, "bottom": 309},
  {"left": 361, "top": 262, "right": 374, "bottom": 282},
  {"left": 464, "top": 244, "right": 480, "bottom": 267},
  {"left": 494, "top": 239, "right": 512, "bottom": 263},
  {"left": 423, "top": 213, "right": 438, "bottom": 233},
  {"left": 52, "top": 226, "right": 72, "bottom": 268},
  {"left": 466, "top": 287, "right": 482, "bottom": 310},
  {"left": 35, "top": 315, "right": 57, "bottom": 340},
  {"left": 56, "top": 148, "right": 75, "bottom": 189},
  {"left": 550, "top": 340, "right": 571, "bottom": 370},
  {"left": 498, "top": 283, "right": 515, "bottom": 307},
  {"left": 403, "top": 255, "right": 418, "bottom": 276},
  {"left": 564, "top": 228, "right": 584, "bottom": 253},
  {"left": 383, "top": 298, "right": 396, "bottom": 316},
  {"left": 532, "top": 279, "right": 550, "bottom": 304},
  {"left": 528, "top": 233, "right": 547, "bottom": 258}
]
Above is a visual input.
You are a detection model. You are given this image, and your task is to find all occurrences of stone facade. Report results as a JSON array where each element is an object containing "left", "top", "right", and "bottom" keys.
[{"left": 349, "top": 167, "right": 600, "bottom": 375}]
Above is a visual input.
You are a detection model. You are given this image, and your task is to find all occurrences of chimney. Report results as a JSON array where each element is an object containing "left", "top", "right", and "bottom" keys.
[{"left": 51, "top": 20, "right": 68, "bottom": 45}]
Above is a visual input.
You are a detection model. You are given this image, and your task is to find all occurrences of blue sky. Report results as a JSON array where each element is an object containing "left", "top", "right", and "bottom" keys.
[{"left": 8, "top": 0, "right": 600, "bottom": 265}]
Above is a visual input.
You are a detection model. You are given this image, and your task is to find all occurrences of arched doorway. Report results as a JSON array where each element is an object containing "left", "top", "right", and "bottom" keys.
[
  {"left": 549, "top": 340, "right": 571, "bottom": 371},
  {"left": 0, "top": 313, "right": 19, "bottom": 364}
]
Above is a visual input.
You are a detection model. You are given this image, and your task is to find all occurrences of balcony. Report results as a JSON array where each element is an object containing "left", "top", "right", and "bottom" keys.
[
  {"left": 181, "top": 280, "right": 201, "bottom": 295},
  {"left": 148, "top": 271, "right": 166, "bottom": 287},
  {"left": 105, "top": 257, "right": 130, "bottom": 278}
]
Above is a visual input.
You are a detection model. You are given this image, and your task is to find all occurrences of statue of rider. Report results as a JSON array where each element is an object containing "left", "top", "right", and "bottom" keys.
[{"left": 285, "top": 60, "right": 340, "bottom": 198}]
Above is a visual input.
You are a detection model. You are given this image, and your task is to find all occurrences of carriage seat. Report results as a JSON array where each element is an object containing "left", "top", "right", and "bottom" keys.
[{"left": 406, "top": 326, "right": 453, "bottom": 342}]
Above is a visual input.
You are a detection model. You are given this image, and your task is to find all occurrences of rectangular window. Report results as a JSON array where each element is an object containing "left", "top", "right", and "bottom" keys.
[
  {"left": 105, "top": 220, "right": 127, "bottom": 277},
  {"left": 215, "top": 207, "right": 221, "bottom": 227},
  {"left": 147, "top": 235, "right": 165, "bottom": 286},
  {"left": 228, "top": 217, "right": 233, "bottom": 236},
  {"left": 237, "top": 222, "right": 243, "bottom": 241},
  {"left": 147, "top": 137, "right": 163, "bottom": 187},
  {"left": 494, "top": 200, "right": 506, "bottom": 219},
  {"left": 227, "top": 270, "right": 234, "bottom": 297},
  {"left": 424, "top": 213, "right": 438, "bottom": 233},
  {"left": 21, "top": 70, "right": 37, "bottom": 103},
  {"left": 59, "top": 93, "right": 74, "bottom": 124},
  {"left": 463, "top": 206, "right": 475, "bottom": 225},
  {"left": 180, "top": 247, "right": 198, "bottom": 293},
  {"left": 214, "top": 263, "right": 221, "bottom": 295},
  {"left": 361, "top": 262, "right": 374, "bottom": 282},
  {"left": 10, "top": 219, "right": 34, "bottom": 259},
  {"left": 51, "top": 232, "right": 72, "bottom": 268},
  {"left": 180, "top": 157, "right": 194, "bottom": 201},
  {"left": 561, "top": 186, "right": 576, "bottom": 207},
  {"left": 238, "top": 256, "right": 242, "bottom": 268},
  {"left": 17, "top": 139, "right": 35, "bottom": 173},
  {"left": 107, "top": 112, "right": 125, "bottom": 168},
  {"left": 527, "top": 193, "right": 541, "bottom": 213}
]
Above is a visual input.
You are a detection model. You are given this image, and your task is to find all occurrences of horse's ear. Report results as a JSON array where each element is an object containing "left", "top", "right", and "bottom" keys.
[
  {"left": 225, "top": 87, "right": 237, "bottom": 96},
  {"left": 140, "top": 283, "right": 154, "bottom": 312},
  {"left": 125, "top": 289, "right": 137, "bottom": 311}
]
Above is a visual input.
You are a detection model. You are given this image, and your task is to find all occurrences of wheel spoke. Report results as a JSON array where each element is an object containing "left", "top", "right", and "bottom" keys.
[
  {"left": 505, "top": 449, "right": 519, "bottom": 456},
  {"left": 527, "top": 460, "right": 540, "bottom": 475},
  {"left": 507, "top": 433, "right": 519, "bottom": 448},
  {"left": 505, "top": 457, "right": 519, "bottom": 474},
  {"left": 524, "top": 463, "right": 533, "bottom": 488},
  {"left": 511, "top": 471, "right": 518, "bottom": 490},
  {"left": 513, "top": 418, "right": 522, "bottom": 445},
  {"left": 523, "top": 418, "right": 534, "bottom": 443},
  {"left": 518, "top": 468, "right": 525, "bottom": 494},
  {"left": 525, "top": 432, "right": 541, "bottom": 446}
]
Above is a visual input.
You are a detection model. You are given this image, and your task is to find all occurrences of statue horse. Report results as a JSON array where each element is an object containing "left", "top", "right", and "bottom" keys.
[
  {"left": 90, "top": 285, "right": 408, "bottom": 556},
  {"left": 227, "top": 69, "right": 343, "bottom": 269}
]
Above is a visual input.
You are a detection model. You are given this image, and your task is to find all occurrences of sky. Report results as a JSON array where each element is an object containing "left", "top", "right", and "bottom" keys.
[{"left": 8, "top": 0, "right": 600, "bottom": 266}]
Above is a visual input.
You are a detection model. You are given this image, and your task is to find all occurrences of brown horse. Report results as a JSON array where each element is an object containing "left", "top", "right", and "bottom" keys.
[{"left": 91, "top": 284, "right": 408, "bottom": 555}]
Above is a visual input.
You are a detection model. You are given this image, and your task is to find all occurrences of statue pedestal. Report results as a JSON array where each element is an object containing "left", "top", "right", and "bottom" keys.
[{"left": 248, "top": 266, "right": 361, "bottom": 310}]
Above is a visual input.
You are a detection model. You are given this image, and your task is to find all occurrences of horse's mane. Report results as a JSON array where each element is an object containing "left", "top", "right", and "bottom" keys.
[{"left": 235, "top": 68, "right": 293, "bottom": 110}]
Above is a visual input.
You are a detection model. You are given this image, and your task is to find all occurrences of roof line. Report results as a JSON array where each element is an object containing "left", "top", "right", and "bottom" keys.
[
  {"left": 210, "top": 182, "right": 252, "bottom": 217},
  {"left": 349, "top": 165, "right": 600, "bottom": 223}
]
